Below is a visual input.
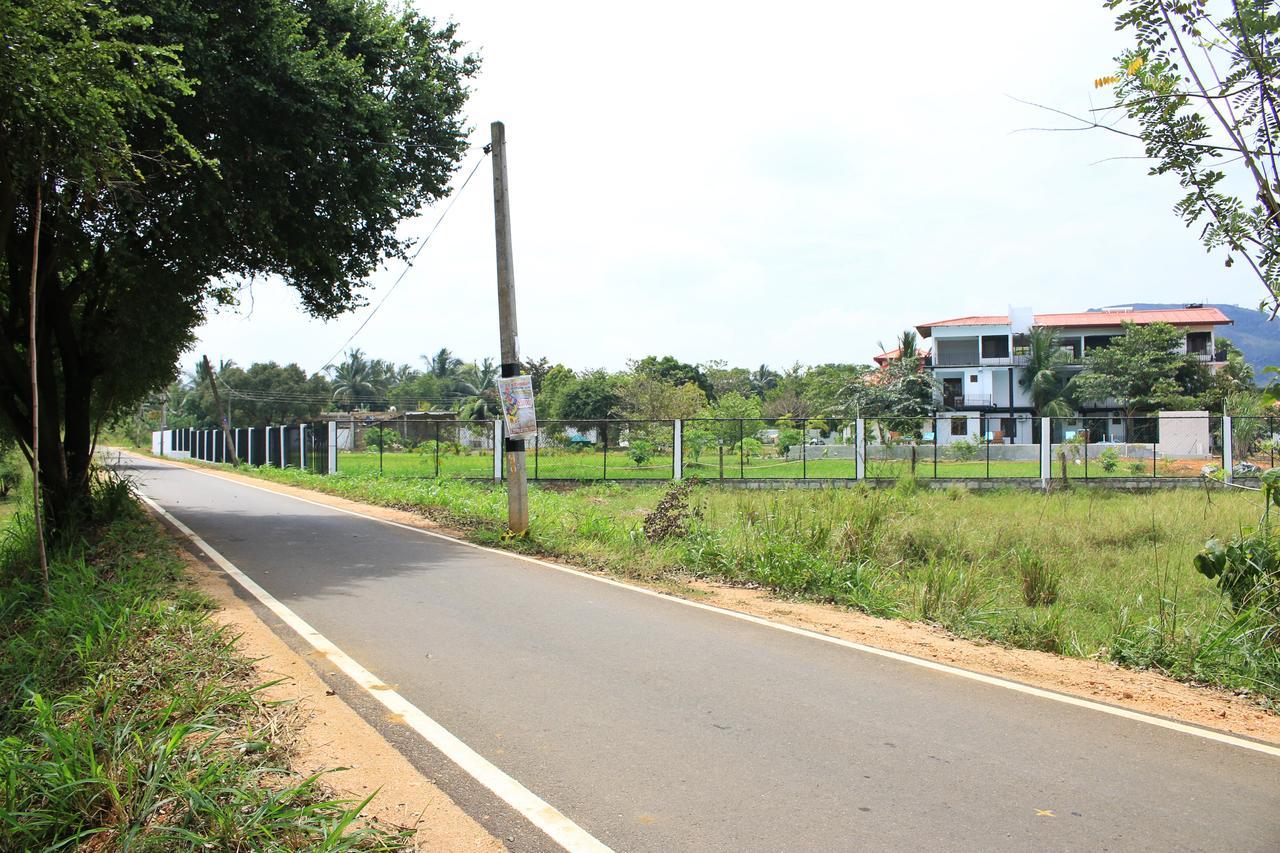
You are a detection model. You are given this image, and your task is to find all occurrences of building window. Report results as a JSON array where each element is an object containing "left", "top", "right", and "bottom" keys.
[
  {"left": 1001, "top": 417, "right": 1017, "bottom": 438},
  {"left": 968, "top": 374, "right": 978, "bottom": 383},
  {"left": 951, "top": 417, "right": 968, "bottom": 436},
  {"left": 1084, "top": 334, "right": 1117, "bottom": 352},
  {"left": 981, "top": 335, "right": 1010, "bottom": 358},
  {"left": 1186, "top": 331, "right": 1211, "bottom": 355},
  {"left": 1055, "top": 337, "right": 1082, "bottom": 360}
]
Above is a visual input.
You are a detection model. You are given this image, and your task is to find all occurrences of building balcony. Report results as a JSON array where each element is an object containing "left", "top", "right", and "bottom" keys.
[{"left": 940, "top": 394, "right": 994, "bottom": 409}]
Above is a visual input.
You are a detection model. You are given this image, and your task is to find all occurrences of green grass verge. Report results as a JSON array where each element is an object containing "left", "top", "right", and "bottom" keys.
[
  {"left": 0, "top": 475, "right": 404, "bottom": 850},
  {"left": 207, "top": 460, "right": 1279, "bottom": 705}
]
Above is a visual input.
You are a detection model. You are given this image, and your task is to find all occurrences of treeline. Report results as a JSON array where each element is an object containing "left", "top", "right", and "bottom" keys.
[
  {"left": 145, "top": 322, "right": 1264, "bottom": 436},
  {"left": 151, "top": 350, "right": 879, "bottom": 431}
]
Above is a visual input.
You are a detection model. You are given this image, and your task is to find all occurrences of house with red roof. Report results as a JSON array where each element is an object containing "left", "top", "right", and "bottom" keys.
[{"left": 906, "top": 305, "right": 1231, "bottom": 444}]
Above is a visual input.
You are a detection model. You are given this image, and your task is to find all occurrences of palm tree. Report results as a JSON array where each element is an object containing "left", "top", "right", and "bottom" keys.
[
  {"left": 327, "top": 348, "right": 387, "bottom": 409},
  {"left": 422, "top": 347, "right": 463, "bottom": 380},
  {"left": 454, "top": 358, "right": 499, "bottom": 420},
  {"left": 1019, "top": 327, "right": 1074, "bottom": 417},
  {"left": 750, "top": 364, "right": 780, "bottom": 397}
]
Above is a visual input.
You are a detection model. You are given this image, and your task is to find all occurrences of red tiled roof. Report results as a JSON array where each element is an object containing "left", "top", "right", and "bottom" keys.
[
  {"left": 872, "top": 347, "right": 929, "bottom": 366},
  {"left": 916, "top": 307, "right": 1231, "bottom": 337}
]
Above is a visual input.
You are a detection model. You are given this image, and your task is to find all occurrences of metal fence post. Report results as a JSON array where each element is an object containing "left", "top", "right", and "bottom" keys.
[
  {"left": 434, "top": 421, "right": 441, "bottom": 478},
  {"left": 739, "top": 419, "right": 744, "bottom": 479},
  {"left": 1040, "top": 417, "right": 1051, "bottom": 484},
  {"left": 601, "top": 421, "right": 608, "bottom": 481},
  {"left": 855, "top": 418, "right": 865, "bottom": 481},
  {"left": 673, "top": 419, "right": 682, "bottom": 481},
  {"left": 1224, "top": 415, "right": 1234, "bottom": 483},
  {"left": 801, "top": 418, "right": 807, "bottom": 480},
  {"left": 299, "top": 424, "right": 306, "bottom": 471},
  {"left": 933, "top": 415, "right": 938, "bottom": 480},
  {"left": 280, "top": 425, "right": 286, "bottom": 469},
  {"left": 984, "top": 416, "right": 991, "bottom": 480}
]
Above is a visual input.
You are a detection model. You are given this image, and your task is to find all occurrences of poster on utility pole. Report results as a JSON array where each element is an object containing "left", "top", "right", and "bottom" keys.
[{"left": 496, "top": 375, "right": 538, "bottom": 439}]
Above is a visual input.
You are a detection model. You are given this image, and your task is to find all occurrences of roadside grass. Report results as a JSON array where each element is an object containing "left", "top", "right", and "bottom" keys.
[
  {"left": 202, "top": 458, "right": 1280, "bottom": 704},
  {"left": 0, "top": 474, "right": 403, "bottom": 850}
]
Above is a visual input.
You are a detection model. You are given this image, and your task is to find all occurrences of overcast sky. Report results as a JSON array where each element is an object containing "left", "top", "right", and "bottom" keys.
[{"left": 188, "top": 1, "right": 1265, "bottom": 377}]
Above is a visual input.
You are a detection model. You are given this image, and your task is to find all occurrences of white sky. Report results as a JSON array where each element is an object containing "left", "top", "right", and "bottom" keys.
[{"left": 188, "top": 1, "right": 1264, "bottom": 376}]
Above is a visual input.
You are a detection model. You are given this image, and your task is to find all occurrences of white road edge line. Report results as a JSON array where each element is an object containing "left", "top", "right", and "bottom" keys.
[
  {"left": 132, "top": 452, "right": 1280, "bottom": 760},
  {"left": 137, "top": 493, "right": 614, "bottom": 853}
]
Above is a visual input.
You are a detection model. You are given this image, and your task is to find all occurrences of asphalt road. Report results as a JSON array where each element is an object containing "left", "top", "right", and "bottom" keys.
[{"left": 127, "top": 455, "right": 1280, "bottom": 852}]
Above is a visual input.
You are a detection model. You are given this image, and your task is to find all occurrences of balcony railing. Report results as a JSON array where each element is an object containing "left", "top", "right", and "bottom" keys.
[{"left": 940, "top": 394, "right": 994, "bottom": 409}]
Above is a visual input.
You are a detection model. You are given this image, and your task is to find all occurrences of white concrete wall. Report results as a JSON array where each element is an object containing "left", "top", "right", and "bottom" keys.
[{"left": 1158, "top": 411, "right": 1212, "bottom": 457}]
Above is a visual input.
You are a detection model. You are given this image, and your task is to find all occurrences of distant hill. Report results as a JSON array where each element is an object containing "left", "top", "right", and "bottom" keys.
[{"left": 1093, "top": 303, "right": 1280, "bottom": 373}]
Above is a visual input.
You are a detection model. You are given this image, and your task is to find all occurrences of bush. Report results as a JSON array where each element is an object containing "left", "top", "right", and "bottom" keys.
[
  {"left": 949, "top": 438, "right": 978, "bottom": 461},
  {"left": 627, "top": 437, "right": 655, "bottom": 466},
  {"left": 1099, "top": 448, "right": 1120, "bottom": 473},
  {"left": 0, "top": 448, "right": 24, "bottom": 497}
]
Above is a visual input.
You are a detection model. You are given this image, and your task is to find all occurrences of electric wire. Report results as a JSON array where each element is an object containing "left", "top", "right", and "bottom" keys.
[{"left": 316, "top": 148, "right": 490, "bottom": 373}]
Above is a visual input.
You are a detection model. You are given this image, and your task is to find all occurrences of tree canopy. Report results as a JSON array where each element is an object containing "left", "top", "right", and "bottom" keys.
[
  {"left": 1070, "top": 322, "right": 1202, "bottom": 416},
  {"left": 1, "top": 0, "right": 477, "bottom": 521}
]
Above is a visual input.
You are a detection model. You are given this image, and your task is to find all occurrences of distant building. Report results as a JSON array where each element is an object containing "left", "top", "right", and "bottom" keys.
[{"left": 880, "top": 306, "right": 1232, "bottom": 444}]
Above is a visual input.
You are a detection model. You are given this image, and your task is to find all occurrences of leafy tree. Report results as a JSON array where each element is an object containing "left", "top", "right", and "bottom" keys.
[
  {"left": 682, "top": 427, "right": 717, "bottom": 463},
  {"left": 555, "top": 370, "right": 620, "bottom": 421},
  {"left": 1019, "top": 327, "right": 1075, "bottom": 417},
  {"left": 1, "top": 0, "right": 477, "bottom": 523},
  {"left": 632, "top": 356, "right": 714, "bottom": 399},
  {"left": 1070, "top": 322, "right": 1200, "bottom": 418},
  {"left": 617, "top": 376, "right": 707, "bottom": 421},
  {"left": 537, "top": 365, "right": 578, "bottom": 421},
  {"left": 750, "top": 364, "right": 781, "bottom": 397},
  {"left": 1092, "top": 1, "right": 1280, "bottom": 313},
  {"left": 522, "top": 357, "right": 552, "bottom": 394},
  {"left": 849, "top": 353, "right": 938, "bottom": 439},
  {"left": 184, "top": 361, "right": 331, "bottom": 427},
  {"left": 701, "top": 360, "right": 753, "bottom": 399},
  {"left": 777, "top": 427, "right": 805, "bottom": 456},
  {"left": 626, "top": 437, "right": 655, "bottom": 466},
  {"left": 701, "top": 392, "right": 763, "bottom": 448}
]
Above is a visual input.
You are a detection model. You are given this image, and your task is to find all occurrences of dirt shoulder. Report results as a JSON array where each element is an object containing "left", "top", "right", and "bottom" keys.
[
  {"left": 171, "top": 536, "right": 502, "bottom": 851},
  {"left": 134, "top": 451, "right": 1280, "bottom": 746}
]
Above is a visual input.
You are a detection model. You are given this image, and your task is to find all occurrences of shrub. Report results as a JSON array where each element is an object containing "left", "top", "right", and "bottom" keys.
[
  {"left": 0, "top": 447, "right": 24, "bottom": 497},
  {"left": 1011, "top": 546, "right": 1060, "bottom": 607},
  {"left": 945, "top": 483, "right": 967, "bottom": 501},
  {"left": 949, "top": 438, "right": 978, "bottom": 461},
  {"left": 1099, "top": 448, "right": 1120, "bottom": 473},
  {"left": 777, "top": 428, "right": 804, "bottom": 456},
  {"left": 627, "top": 438, "right": 655, "bottom": 466}
]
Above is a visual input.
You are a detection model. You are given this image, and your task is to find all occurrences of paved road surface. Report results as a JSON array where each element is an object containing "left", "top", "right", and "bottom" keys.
[{"left": 127, "top": 456, "right": 1280, "bottom": 852}]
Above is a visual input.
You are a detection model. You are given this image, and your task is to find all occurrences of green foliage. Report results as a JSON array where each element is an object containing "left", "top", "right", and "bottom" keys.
[
  {"left": 1019, "top": 326, "right": 1075, "bottom": 418},
  {"left": 948, "top": 437, "right": 979, "bottom": 461},
  {"left": 701, "top": 392, "right": 763, "bottom": 448},
  {"left": 683, "top": 428, "right": 717, "bottom": 463},
  {"left": 1099, "top": 447, "right": 1121, "bottom": 473},
  {"left": 0, "top": 450, "right": 24, "bottom": 499},
  {"left": 0, "top": 0, "right": 477, "bottom": 519},
  {"left": 0, "top": 478, "right": 396, "bottom": 848},
  {"left": 1103, "top": 0, "right": 1280, "bottom": 313},
  {"left": 777, "top": 428, "right": 805, "bottom": 456},
  {"left": 362, "top": 427, "right": 401, "bottom": 452},
  {"left": 739, "top": 437, "right": 764, "bottom": 460},
  {"left": 632, "top": 356, "right": 714, "bottom": 400},
  {"left": 626, "top": 438, "right": 655, "bottom": 466},
  {"left": 1071, "top": 322, "right": 1201, "bottom": 417},
  {"left": 554, "top": 370, "right": 620, "bottom": 421}
]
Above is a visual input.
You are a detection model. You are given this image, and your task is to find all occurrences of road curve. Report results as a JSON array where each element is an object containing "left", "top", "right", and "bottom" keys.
[{"left": 126, "top": 455, "right": 1280, "bottom": 852}]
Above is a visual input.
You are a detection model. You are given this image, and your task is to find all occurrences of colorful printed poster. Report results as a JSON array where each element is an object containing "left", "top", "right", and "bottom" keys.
[{"left": 496, "top": 375, "right": 538, "bottom": 439}]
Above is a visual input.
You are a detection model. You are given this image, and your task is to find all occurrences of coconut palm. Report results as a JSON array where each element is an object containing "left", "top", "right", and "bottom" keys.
[
  {"left": 454, "top": 358, "right": 499, "bottom": 420},
  {"left": 422, "top": 347, "right": 463, "bottom": 379},
  {"left": 327, "top": 348, "right": 388, "bottom": 408},
  {"left": 1019, "top": 327, "right": 1075, "bottom": 417}
]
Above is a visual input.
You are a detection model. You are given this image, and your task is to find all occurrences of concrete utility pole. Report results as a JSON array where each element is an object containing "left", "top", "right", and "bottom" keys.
[
  {"left": 490, "top": 121, "right": 528, "bottom": 534},
  {"left": 202, "top": 355, "right": 240, "bottom": 465}
]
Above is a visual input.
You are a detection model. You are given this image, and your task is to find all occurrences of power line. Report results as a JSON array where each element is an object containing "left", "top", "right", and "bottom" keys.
[{"left": 317, "top": 148, "right": 490, "bottom": 373}]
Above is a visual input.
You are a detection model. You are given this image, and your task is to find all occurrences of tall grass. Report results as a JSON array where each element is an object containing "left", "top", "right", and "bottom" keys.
[
  {"left": 0, "top": 472, "right": 402, "bottom": 849},
  {"left": 210, "top": 462, "right": 1280, "bottom": 704}
]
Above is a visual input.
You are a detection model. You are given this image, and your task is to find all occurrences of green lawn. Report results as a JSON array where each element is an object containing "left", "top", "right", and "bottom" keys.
[{"left": 337, "top": 448, "right": 1208, "bottom": 481}]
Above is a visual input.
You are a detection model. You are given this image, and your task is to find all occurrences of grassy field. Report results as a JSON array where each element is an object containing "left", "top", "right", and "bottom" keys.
[
  {"left": 217, "top": 461, "right": 1278, "bottom": 703},
  {"left": 0, "top": 476, "right": 400, "bottom": 848},
  {"left": 337, "top": 448, "right": 1213, "bottom": 480}
]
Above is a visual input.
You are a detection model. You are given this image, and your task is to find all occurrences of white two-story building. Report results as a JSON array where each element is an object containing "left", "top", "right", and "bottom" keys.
[{"left": 909, "top": 305, "right": 1232, "bottom": 444}]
